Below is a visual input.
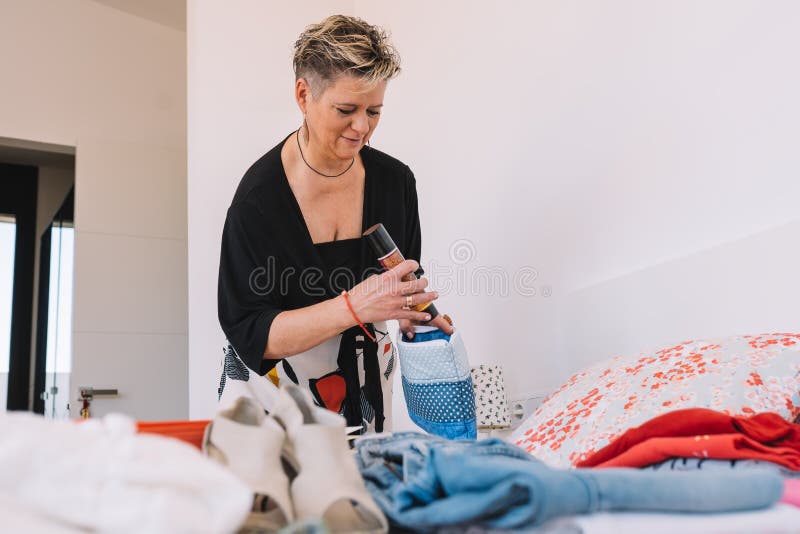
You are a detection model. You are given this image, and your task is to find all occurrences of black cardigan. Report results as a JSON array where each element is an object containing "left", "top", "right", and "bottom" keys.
[{"left": 218, "top": 134, "right": 423, "bottom": 374}]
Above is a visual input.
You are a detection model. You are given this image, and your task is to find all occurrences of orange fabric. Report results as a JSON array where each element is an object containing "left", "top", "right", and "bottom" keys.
[
  {"left": 136, "top": 420, "right": 211, "bottom": 450},
  {"left": 592, "top": 433, "right": 800, "bottom": 470}
]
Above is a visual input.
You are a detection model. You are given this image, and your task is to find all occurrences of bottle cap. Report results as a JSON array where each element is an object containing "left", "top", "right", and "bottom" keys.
[{"left": 363, "top": 223, "right": 397, "bottom": 258}]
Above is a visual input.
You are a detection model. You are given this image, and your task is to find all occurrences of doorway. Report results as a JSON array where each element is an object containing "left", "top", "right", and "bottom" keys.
[{"left": 0, "top": 138, "right": 75, "bottom": 415}]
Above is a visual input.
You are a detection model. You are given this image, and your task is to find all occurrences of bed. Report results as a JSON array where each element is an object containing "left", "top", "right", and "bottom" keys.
[{"left": 1, "top": 332, "right": 798, "bottom": 533}]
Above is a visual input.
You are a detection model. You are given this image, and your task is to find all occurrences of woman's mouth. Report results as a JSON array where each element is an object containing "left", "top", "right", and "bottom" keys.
[{"left": 341, "top": 136, "right": 362, "bottom": 145}]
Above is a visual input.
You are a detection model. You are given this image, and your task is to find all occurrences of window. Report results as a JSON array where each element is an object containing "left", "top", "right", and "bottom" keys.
[
  {"left": 44, "top": 222, "right": 74, "bottom": 418},
  {"left": 0, "top": 216, "right": 16, "bottom": 412}
]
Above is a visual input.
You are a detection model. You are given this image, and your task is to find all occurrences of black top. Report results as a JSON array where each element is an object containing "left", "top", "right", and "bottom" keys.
[
  {"left": 314, "top": 237, "right": 363, "bottom": 275},
  {"left": 218, "top": 134, "right": 423, "bottom": 375}
]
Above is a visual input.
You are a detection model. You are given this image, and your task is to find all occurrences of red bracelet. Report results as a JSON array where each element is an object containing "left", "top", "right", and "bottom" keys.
[{"left": 341, "top": 290, "right": 376, "bottom": 342}]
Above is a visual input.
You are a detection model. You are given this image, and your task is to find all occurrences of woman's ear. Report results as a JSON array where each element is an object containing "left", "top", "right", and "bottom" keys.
[{"left": 295, "top": 78, "right": 311, "bottom": 114}]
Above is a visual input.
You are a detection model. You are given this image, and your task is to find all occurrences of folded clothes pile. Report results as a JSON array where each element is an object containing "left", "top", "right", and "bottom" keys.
[
  {"left": 576, "top": 407, "right": 800, "bottom": 516},
  {"left": 576, "top": 408, "right": 800, "bottom": 469},
  {"left": 354, "top": 432, "right": 784, "bottom": 532}
]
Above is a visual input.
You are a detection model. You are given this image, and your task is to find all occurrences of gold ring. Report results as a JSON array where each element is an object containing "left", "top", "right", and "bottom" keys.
[{"left": 404, "top": 295, "right": 413, "bottom": 310}]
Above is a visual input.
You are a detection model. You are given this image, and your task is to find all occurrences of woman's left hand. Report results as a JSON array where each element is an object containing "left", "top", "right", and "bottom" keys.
[{"left": 398, "top": 313, "right": 454, "bottom": 340}]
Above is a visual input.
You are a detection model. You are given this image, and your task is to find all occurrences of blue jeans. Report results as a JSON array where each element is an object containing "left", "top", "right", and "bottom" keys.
[{"left": 354, "top": 432, "right": 784, "bottom": 532}]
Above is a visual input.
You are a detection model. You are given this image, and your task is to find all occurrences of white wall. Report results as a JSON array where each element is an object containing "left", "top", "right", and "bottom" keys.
[
  {"left": 1, "top": 0, "right": 188, "bottom": 419},
  {"left": 558, "top": 220, "right": 800, "bottom": 372},
  {"left": 188, "top": 1, "right": 800, "bottom": 419}
]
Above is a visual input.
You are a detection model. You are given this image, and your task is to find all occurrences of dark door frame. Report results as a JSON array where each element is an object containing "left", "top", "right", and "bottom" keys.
[{"left": 32, "top": 227, "right": 51, "bottom": 414}]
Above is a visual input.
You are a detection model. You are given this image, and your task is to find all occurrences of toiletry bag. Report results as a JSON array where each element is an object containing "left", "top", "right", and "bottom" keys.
[{"left": 396, "top": 327, "right": 477, "bottom": 440}]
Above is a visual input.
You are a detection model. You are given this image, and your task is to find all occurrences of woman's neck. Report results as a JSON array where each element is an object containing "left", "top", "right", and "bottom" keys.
[
  {"left": 298, "top": 125, "right": 354, "bottom": 177},
  {"left": 285, "top": 131, "right": 362, "bottom": 195}
]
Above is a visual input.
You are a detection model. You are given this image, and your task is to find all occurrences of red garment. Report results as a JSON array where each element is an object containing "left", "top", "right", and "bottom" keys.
[
  {"left": 136, "top": 420, "right": 211, "bottom": 450},
  {"left": 590, "top": 433, "right": 800, "bottom": 470},
  {"left": 577, "top": 408, "right": 800, "bottom": 468}
]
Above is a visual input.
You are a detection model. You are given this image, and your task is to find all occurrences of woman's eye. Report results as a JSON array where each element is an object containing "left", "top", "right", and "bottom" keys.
[{"left": 336, "top": 108, "right": 380, "bottom": 117}]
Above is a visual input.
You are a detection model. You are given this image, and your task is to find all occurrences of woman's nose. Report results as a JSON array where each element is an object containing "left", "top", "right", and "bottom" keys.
[{"left": 351, "top": 113, "right": 369, "bottom": 136}]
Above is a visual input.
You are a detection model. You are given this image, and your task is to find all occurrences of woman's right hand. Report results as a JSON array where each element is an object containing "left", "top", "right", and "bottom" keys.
[{"left": 346, "top": 259, "right": 438, "bottom": 324}]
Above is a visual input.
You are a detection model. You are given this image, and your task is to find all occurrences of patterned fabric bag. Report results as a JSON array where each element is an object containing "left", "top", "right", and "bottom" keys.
[
  {"left": 471, "top": 364, "right": 512, "bottom": 430},
  {"left": 396, "top": 327, "right": 477, "bottom": 440}
]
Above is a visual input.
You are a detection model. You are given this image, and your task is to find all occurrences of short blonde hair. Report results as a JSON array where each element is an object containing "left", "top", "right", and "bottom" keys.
[{"left": 293, "top": 15, "right": 401, "bottom": 96}]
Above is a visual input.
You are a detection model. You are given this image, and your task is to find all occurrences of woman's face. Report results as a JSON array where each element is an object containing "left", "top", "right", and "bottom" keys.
[{"left": 300, "top": 74, "right": 387, "bottom": 162}]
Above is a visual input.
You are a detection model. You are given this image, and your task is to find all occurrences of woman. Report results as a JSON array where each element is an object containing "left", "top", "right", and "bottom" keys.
[{"left": 217, "top": 15, "right": 453, "bottom": 433}]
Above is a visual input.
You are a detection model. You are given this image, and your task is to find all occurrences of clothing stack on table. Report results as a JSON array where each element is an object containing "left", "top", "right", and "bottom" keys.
[
  {"left": 353, "top": 432, "right": 784, "bottom": 532},
  {"left": 573, "top": 407, "right": 800, "bottom": 516}
]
